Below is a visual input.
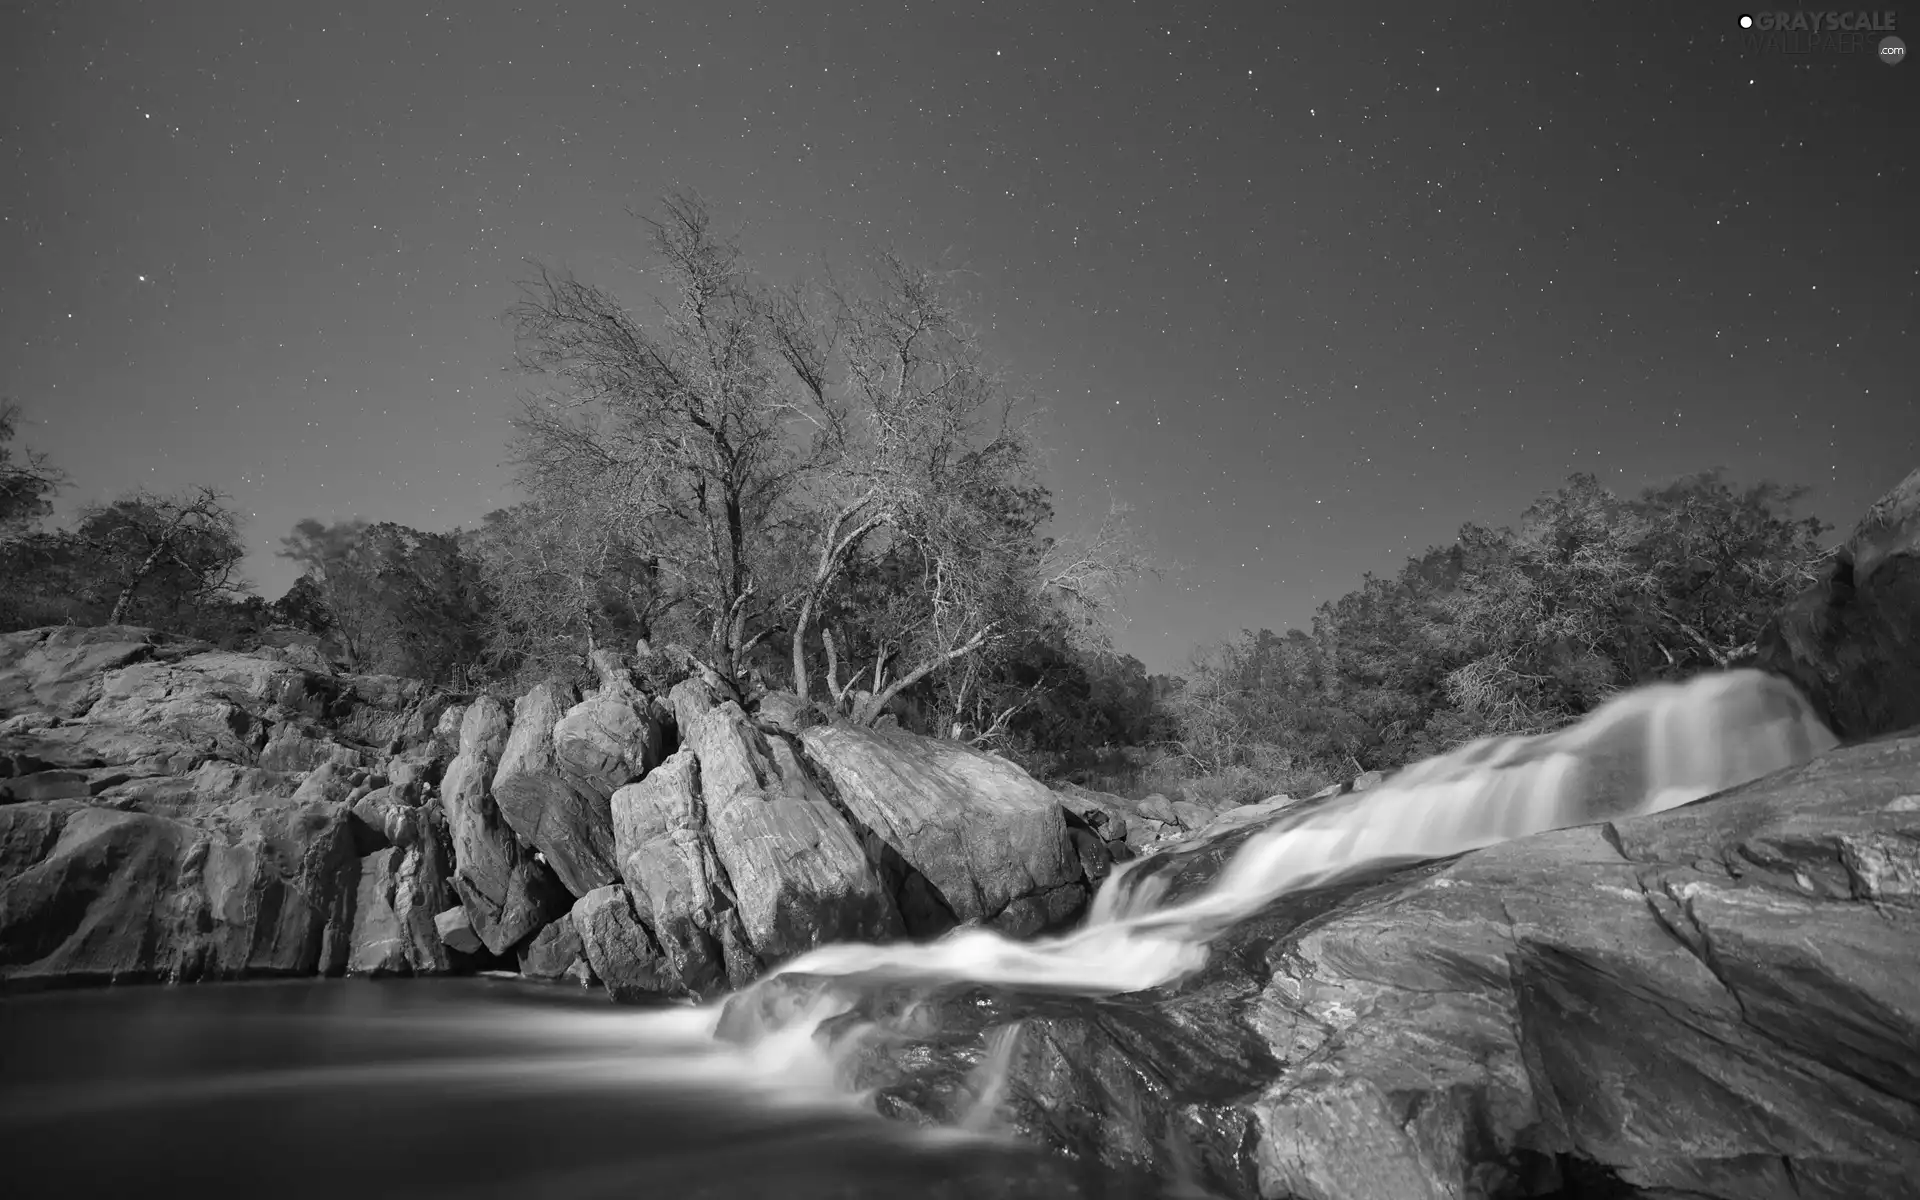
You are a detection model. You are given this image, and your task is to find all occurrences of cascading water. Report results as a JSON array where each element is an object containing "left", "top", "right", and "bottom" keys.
[
  {"left": 656, "top": 668, "right": 1838, "bottom": 1106},
  {"left": 0, "top": 670, "right": 1844, "bottom": 1196}
]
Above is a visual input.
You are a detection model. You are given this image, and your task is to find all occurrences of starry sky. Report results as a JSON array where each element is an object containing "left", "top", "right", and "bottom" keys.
[{"left": 3, "top": 1, "right": 1914, "bottom": 674}]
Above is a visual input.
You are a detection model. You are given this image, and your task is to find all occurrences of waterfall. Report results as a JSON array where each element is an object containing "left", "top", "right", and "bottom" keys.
[{"left": 621, "top": 669, "right": 1838, "bottom": 1106}]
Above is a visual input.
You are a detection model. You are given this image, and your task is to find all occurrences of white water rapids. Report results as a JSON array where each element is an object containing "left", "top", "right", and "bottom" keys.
[{"left": 535, "top": 669, "right": 1840, "bottom": 1116}]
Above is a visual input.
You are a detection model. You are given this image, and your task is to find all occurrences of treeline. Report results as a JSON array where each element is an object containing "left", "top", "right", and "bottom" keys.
[
  {"left": 0, "top": 193, "right": 1162, "bottom": 767},
  {"left": 0, "top": 193, "right": 1835, "bottom": 793},
  {"left": 1161, "top": 470, "right": 1831, "bottom": 792}
]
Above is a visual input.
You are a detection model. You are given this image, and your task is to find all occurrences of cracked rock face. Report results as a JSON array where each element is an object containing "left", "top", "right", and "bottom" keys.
[
  {"left": 768, "top": 733, "right": 1920, "bottom": 1200},
  {"left": 0, "top": 627, "right": 464, "bottom": 988},
  {"left": 0, "top": 631, "right": 1100, "bottom": 998}
]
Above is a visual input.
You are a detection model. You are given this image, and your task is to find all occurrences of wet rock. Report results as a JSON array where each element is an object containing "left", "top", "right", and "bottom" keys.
[
  {"left": 571, "top": 885, "right": 667, "bottom": 1001},
  {"left": 491, "top": 682, "right": 621, "bottom": 897},
  {"left": 800, "top": 721, "right": 1083, "bottom": 930},
  {"left": 518, "top": 913, "right": 593, "bottom": 984},
  {"left": 799, "top": 729, "right": 1920, "bottom": 1199},
  {"left": 1348, "top": 769, "right": 1386, "bottom": 793},
  {"left": 690, "top": 704, "right": 900, "bottom": 963}
]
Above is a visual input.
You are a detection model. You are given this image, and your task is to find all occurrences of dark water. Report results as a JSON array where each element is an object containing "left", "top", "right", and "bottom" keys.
[{"left": 0, "top": 978, "right": 1134, "bottom": 1200}]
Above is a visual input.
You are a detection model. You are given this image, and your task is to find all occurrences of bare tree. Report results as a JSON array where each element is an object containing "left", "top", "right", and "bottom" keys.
[
  {"left": 78, "top": 486, "right": 250, "bottom": 625},
  {"left": 507, "top": 197, "right": 1148, "bottom": 723},
  {"left": 771, "top": 253, "right": 1078, "bottom": 723},
  {"left": 507, "top": 191, "right": 819, "bottom": 691}
]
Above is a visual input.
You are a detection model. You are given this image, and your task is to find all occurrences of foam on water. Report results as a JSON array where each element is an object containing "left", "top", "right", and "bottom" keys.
[{"left": 600, "top": 671, "right": 1838, "bottom": 1111}]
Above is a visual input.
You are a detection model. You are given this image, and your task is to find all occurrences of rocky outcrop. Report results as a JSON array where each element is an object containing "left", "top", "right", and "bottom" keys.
[
  {"left": 1759, "top": 464, "right": 1920, "bottom": 740},
  {"left": 440, "top": 696, "right": 568, "bottom": 955},
  {"left": 347, "top": 802, "right": 456, "bottom": 976},
  {"left": 688, "top": 702, "right": 902, "bottom": 963},
  {"left": 0, "top": 622, "right": 1097, "bottom": 998},
  {"left": 610, "top": 749, "right": 754, "bottom": 996},
  {"left": 748, "top": 733, "right": 1920, "bottom": 1200},
  {"left": 489, "top": 682, "right": 621, "bottom": 897},
  {"left": 801, "top": 720, "right": 1084, "bottom": 935},
  {"left": 0, "top": 628, "right": 462, "bottom": 989},
  {"left": 0, "top": 795, "right": 359, "bottom": 986},
  {"left": 552, "top": 684, "right": 669, "bottom": 816}
]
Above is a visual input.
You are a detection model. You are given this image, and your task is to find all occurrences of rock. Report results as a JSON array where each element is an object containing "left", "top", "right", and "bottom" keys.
[
  {"left": 754, "top": 690, "right": 825, "bottom": 735},
  {"left": 1349, "top": 769, "right": 1386, "bottom": 793},
  {"left": 1169, "top": 798, "right": 1213, "bottom": 829},
  {"left": 815, "top": 732, "right": 1920, "bottom": 1200},
  {"left": 490, "top": 682, "right": 621, "bottom": 897},
  {"left": 1758, "top": 464, "right": 1920, "bottom": 740},
  {"left": 800, "top": 721, "right": 1084, "bottom": 931},
  {"left": 570, "top": 885, "right": 667, "bottom": 1001},
  {"left": 347, "top": 804, "right": 453, "bottom": 976},
  {"left": 610, "top": 750, "right": 751, "bottom": 996},
  {"left": 1064, "top": 819, "right": 1115, "bottom": 888},
  {"left": 0, "top": 794, "right": 359, "bottom": 987},
  {"left": 518, "top": 913, "right": 593, "bottom": 984},
  {"left": 1136, "top": 793, "right": 1178, "bottom": 824},
  {"left": 552, "top": 687, "right": 667, "bottom": 808},
  {"left": 0, "top": 625, "right": 175, "bottom": 719},
  {"left": 440, "top": 696, "right": 568, "bottom": 955},
  {"left": 348, "top": 784, "right": 421, "bottom": 853},
  {"left": 1053, "top": 785, "right": 1129, "bottom": 842},
  {"left": 434, "top": 905, "right": 483, "bottom": 955},
  {"left": 689, "top": 704, "right": 900, "bottom": 963},
  {"left": 667, "top": 678, "right": 716, "bottom": 735},
  {"left": 1125, "top": 817, "right": 1172, "bottom": 853}
]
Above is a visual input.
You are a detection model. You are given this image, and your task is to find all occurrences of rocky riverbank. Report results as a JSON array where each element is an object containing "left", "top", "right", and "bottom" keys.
[{"left": 2, "top": 464, "right": 1915, "bottom": 1200}]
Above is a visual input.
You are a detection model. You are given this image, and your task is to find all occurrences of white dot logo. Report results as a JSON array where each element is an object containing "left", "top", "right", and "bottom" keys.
[
  {"left": 1882, "top": 36, "right": 1907, "bottom": 65},
  {"left": 1739, "top": 14, "right": 1755, "bottom": 28}
]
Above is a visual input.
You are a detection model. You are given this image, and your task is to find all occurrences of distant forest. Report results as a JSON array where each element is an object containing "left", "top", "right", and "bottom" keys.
[{"left": 0, "top": 196, "right": 1833, "bottom": 801}]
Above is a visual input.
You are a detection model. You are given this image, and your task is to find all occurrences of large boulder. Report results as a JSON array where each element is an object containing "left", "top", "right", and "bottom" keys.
[
  {"left": 687, "top": 703, "right": 900, "bottom": 964},
  {"left": 570, "top": 884, "right": 668, "bottom": 1002},
  {"left": 440, "top": 696, "right": 568, "bottom": 955},
  {"left": 552, "top": 686, "right": 669, "bottom": 810},
  {"left": 518, "top": 913, "right": 592, "bottom": 985},
  {"left": 489, "top": 682, "right": 620, "bottom": 897},
  {"left": 800, "top": 721, "right": 1086, "bottom": 935},
  {"left": 0, "top": 793, "right": 359, "bottom": 987},
  {"left": 610, "top": 749, "right": 755, "bottom": 996},
  {"left": 346, "top": 804, "right": 455, "bottom": 976},
  {"left": 1758, "top": 464, "right": 1920, "bottom": 740}
]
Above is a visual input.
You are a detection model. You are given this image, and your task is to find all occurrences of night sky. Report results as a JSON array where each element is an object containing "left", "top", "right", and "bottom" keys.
[{"left": 3, "top": 2, "right": 1914, "bottom": 673}]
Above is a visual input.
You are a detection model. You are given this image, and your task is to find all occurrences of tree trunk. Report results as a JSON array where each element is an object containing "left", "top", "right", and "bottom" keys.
[{"left": 108, "top": 543, "right": 173, "bottom": 624}]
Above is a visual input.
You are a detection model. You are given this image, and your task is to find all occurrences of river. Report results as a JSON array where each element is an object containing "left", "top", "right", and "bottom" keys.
[{"left": 0, "top": 976, "right": 1133, "bottom": 1199}]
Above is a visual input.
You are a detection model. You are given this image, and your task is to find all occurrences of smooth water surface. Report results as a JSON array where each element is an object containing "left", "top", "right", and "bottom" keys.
[{"left": 0, "top": 977, "right": 1113, "bottom": 1200}]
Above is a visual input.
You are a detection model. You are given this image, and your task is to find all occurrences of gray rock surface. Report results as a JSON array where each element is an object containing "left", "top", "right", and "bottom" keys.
[
  {"left": 490, "top": 681, "right": 622, "bottom": 897},
  {"left": 1759, "top": 464, "right": 1920, "bottom": 740},
  {"left": 690, "top": 703, "right": 901, "bottom": 963}
]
